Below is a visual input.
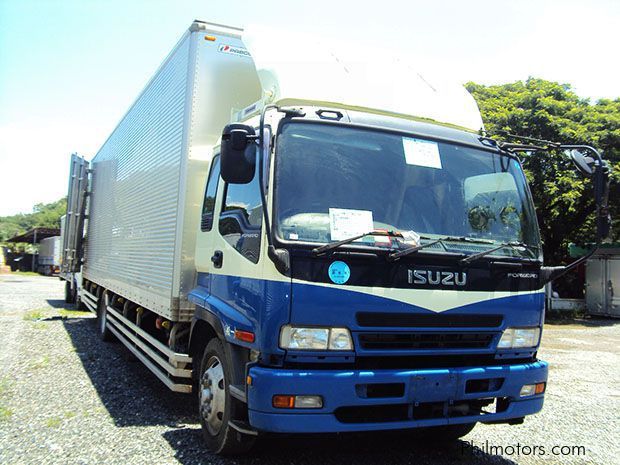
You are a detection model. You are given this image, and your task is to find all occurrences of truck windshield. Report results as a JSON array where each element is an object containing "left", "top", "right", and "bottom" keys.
[{"left": 274, "top": 122, "right": 541, "bottom": 258}]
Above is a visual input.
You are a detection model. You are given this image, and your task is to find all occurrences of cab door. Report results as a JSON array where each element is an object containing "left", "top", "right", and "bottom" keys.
[
  {"left": 193, "top": 155, "right": 222, "bottom": 301},
  {"left": 195, "top": 147, "right": 267, "bottom": 339}
]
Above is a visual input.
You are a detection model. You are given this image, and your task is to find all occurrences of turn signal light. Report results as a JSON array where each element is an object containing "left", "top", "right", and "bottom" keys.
[
  {"left": 234, "top": 330, "right": 255, "bottom": 343},
  {"left": 272, "top": 395, "right": 295, "bottom": 408},
  {"left": 520, "top": 382, "right": 546, "bottom": 397},
  {"left": 272, "top": 395, "right": 323, "bottom": 409}
]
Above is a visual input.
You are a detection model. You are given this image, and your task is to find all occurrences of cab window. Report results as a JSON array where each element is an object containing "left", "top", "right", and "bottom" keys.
[{"left": 219, "top": 153, "right": 263, "bottom": 263}]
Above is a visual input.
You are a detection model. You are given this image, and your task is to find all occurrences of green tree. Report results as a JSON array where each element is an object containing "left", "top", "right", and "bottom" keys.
[
  {"left": 0, "top": 197, "right": 67, "bottom": 242},
  {"left": 466, "top": 78, "right": 619, "bottom": 265}
]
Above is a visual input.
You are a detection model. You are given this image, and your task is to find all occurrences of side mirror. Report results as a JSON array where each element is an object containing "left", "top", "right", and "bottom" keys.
[
  {"left": 561, "top": 144, "right": 611, "bottom": 244},
  {"left": 565, "top": 149, "right": 595, "bottom": 176},
  {"left": 221, "top": 124, "right": 257, "bottom": 184}
]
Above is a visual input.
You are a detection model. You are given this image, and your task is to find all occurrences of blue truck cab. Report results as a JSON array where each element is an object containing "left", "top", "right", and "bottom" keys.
[{"left": 187, "top": 105, "right": 549, "bottom": 453}]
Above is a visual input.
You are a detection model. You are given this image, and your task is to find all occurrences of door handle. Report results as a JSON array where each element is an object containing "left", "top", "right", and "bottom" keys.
[{"left": 211, "top": 250, "right": 223, "bottom": 268}]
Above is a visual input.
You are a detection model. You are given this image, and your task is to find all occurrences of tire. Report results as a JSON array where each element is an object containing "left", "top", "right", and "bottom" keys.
[
  {"left": 198, "top": 339, "right": 255, "bottom": 455},
  {"left": 65, "top": 281, "right": 76, "bottom": 304},
  {"left": 414, "top": 422, "right": 476, "bottom": 442},
  {"left": 75, "top": 295, "right": 88, "bottom": 312},
  {"left": 96, "top": 292, "right": 114, "bottom": 342}
]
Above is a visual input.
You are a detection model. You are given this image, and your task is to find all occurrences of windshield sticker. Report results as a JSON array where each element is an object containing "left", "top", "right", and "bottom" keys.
[
  {"left": 328, "top": 261, "right": 351, "bottom": 285},
  {"left": 400, "top": 230, "right": 421, "bottom": 245},
  {"left": 289, "top": 233, "right": 299, "bottom": 240},
  {"left": 402, "top": 137, "right": 442, "bottom": 169},
  {"left": 329, "top": 208, "right": 374, "bottom": 241}
]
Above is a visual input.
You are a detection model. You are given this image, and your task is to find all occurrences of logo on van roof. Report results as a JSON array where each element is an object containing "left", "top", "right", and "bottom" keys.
[{"left": 218, "top": 44, "right": 251, "bottom": 58}]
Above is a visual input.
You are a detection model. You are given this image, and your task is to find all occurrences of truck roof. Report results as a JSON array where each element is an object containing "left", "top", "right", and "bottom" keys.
[{"left": 242, "top": 26, "right": 484, "bottom": 133}]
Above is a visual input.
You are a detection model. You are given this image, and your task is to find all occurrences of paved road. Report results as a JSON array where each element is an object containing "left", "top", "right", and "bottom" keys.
[{"left": 0, "top": 274, "right": 618, "bottom": 464}]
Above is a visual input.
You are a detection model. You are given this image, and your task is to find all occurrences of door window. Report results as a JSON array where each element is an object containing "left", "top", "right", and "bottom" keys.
[{"left": 219, "top": 153, "right": 263, "bottom": 263}]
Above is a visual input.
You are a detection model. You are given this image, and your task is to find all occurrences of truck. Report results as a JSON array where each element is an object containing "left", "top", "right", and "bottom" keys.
[
  {"left": 37, "top": 236, "right": 61, "bottom": 275},
  {"left": 60, "top": 20, "right": 611, "bottom": 454}
]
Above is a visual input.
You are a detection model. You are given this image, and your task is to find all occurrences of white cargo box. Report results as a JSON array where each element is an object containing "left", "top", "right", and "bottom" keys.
[
  {"left": 39, "top": 236, "right": 61, "bottom": 266},
  {"left": 83, "top": 21, "right": 262, "bottom": 321}
]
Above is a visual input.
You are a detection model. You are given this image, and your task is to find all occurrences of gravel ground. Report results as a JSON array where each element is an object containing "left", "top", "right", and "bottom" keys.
[{"left": 0, "top": 273, "right": 618, "bottom": 465}]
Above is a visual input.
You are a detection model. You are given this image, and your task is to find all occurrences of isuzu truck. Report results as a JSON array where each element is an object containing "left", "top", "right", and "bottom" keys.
[{"left": 60, "top": 20, "right": 610, "bottom": 454}]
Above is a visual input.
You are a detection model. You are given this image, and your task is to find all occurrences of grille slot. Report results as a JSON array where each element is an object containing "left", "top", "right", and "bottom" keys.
[
  {"left": 356, "top": 313, "right": 503, "bottom": 328},
  {"left": 359, "top": 332, "right": 495, "bottom": 350}
]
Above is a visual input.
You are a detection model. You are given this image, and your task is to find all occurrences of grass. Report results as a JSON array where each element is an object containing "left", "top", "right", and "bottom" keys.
[
  {"left": 45, "top": 416, "right": 61, "bottom": 428},
  {"left": 0, "top": 405, "right": 12, "bottom": 421},
  {"left": 0, "top": 377, "right": 12, "bottom": 421},
  {"left": 63, "top": 410, "right": 77, "bottom": 420},
  {"left": 11, "top": 271, "right": 41, "bottom": 277},
  {"left": 22, "top": 310, "right": 46, "bottom": 321},
  {"left": 28, "top": 355, "right": 50, "bottom": 370},
  {"left": 0, "top": 377, "right": 11, "bottom": 397},
  {"left": 58, "top": 309, "right": 92, "bottom": 318}
]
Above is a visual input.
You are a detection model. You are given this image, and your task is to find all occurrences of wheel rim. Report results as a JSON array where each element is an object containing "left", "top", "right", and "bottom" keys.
[{"left": 199, "top": 356, "right": 226, "bottom": 435}]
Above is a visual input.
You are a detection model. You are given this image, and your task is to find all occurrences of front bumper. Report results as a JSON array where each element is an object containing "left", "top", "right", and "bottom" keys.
[{"left": 247, "top": 360, "right": 548, "bottom": 433}]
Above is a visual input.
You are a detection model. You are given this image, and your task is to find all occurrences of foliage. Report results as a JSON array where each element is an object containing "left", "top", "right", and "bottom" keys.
[
  {"left": 466, "top": 78, "right": 619, "bottom": 264},
  {"left": 0, "top": 198, "right": 67, "bottom": 243}
]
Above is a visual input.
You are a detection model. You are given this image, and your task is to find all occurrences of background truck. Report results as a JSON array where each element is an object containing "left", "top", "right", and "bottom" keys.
[
  {"left": 37, "top": 236, "right": 61, "bottom": 275},
  {"left": 60, "top": 20, "right": 610, "bottom": 454}
]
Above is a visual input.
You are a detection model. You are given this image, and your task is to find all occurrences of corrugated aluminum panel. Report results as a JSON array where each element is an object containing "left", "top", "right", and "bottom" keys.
[
  {"left": 84, "top": 33, "right": 192, "bottom": 317},
  {"left": 83, "top": 22, "right": 262, "bottom": 321}
]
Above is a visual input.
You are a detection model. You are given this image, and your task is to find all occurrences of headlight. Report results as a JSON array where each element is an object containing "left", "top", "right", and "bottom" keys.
[
  {"left": 498, "top": 327, "right": 541, "bottom": 349},
  {"left": 279, "top": 326, "right": 353, "bottom": 350}
]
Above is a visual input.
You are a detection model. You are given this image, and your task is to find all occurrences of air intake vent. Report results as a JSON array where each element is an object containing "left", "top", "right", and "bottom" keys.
[
  {"left": 356, "top": 313, "right": 503, "bottom": 328},
  {"left": 359, "top": 332, "right": 495, "bottom": 350}
]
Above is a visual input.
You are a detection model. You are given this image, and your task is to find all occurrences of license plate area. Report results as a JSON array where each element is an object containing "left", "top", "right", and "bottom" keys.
[{"left": 410, "top": 372, "right": 458, "bottom": 403}]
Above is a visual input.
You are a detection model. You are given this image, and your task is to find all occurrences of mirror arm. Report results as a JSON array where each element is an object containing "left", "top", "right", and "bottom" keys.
[
  {"left": 257, "top": 104, "right": 278, "bottom": 250},
  {"left": 540, "top": 249, "right": 596, "bottom": 285},
  {"left": 257, "top": 104, "right": 290, "bottom": 273}
]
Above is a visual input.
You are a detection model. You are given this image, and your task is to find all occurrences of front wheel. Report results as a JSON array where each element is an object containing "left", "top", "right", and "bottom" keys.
[{"left": 198, "top": 339, "right": 255, "bottom": 455}]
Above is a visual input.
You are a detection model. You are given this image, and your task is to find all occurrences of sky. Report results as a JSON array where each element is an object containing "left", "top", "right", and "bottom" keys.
[{"left": 0, "top": 0, "right": 618, "bottom": 216}]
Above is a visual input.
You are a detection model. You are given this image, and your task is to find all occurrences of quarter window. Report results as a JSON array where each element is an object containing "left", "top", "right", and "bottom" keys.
[{"left": 200, "top": 156, "right": 220, "bottom": 232}]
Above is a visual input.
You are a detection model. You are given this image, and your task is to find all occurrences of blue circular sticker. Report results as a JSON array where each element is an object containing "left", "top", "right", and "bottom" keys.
[{"left": 328, "top": 261, "right": 351, "bottom": 285}]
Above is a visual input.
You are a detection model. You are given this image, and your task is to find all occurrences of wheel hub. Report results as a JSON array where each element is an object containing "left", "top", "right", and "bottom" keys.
[{"left": 199, "top": 356, "right": 226, "bottom": 435}]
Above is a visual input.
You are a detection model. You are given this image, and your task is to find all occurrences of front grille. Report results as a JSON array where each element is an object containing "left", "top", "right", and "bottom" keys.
[
  {"left": 356, "top": 312, "right": 503, "bottom": 328},
  {"left": 358, "top": 332, "right": 495, "bottom": 350}
]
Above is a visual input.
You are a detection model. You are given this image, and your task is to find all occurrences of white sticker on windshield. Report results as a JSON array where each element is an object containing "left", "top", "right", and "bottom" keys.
[
  {"left": 403, "top": 137, "right": 442, "bottom": 169},
  {"left": 329, "top": 208, "right": 374, "bottom": 241}
]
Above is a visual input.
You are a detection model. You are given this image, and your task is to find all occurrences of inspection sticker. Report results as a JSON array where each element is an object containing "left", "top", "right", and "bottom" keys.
[
  {"left": 403, "top": 137, "right": 442, "bottom": 169},
  {"left": 329, "top": 208, "right": 374, "bottom": 241},
  {"left": 328, "top": 261, "right": 351, "bottom": 285}
]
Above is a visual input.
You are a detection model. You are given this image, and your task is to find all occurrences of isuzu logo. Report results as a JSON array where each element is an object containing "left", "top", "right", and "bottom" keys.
[{"left": 408, "top": 269, "right": 467, "bottom": 287}]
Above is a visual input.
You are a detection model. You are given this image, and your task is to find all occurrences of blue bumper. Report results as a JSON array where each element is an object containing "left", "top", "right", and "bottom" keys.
[{"left": 247, "top": 361, "right": 548, "bottom": 433}]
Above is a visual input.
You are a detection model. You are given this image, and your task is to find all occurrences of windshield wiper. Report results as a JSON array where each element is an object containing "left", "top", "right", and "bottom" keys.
[
  {"left": 311, "top": 230, "right": 402, "bottom": 256},
  {"left": 386, "top": 238, "right": 445, "bottom": 261},
  {"left": 387, "top": 236, "right": 492, "bottom": 262},
  {"left": 459, "top": 241, "right": 537, "bottom": 265}
]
